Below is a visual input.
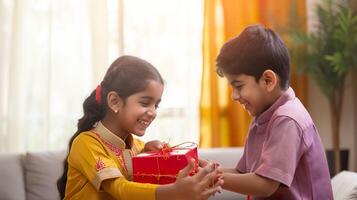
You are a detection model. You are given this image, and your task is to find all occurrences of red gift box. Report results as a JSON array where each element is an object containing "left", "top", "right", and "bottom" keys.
[{"left": 132, "top": 142, "right": 198, "bottom": 184}]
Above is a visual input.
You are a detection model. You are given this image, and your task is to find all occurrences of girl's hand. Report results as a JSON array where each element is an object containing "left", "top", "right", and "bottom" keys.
[
  {"left": 198, "top": 158, "right": 221, "bottom": 176},
  {"left": 173, "top": 160, "right": 224, "bottom": 200},
  {"left": 198, "top": 158, "right": 209, "bottom": 167},
  {"left": 143, "top": 140, "right": 167, "bottom": 152}
]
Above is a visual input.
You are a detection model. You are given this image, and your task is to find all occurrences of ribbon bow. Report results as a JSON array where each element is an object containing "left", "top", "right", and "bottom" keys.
[{"left": 154, "top": 142, "right": 197, "bottom": 158}]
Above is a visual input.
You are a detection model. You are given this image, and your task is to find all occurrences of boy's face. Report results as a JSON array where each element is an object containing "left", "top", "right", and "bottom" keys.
[{"left": 224, "top": 73, "right": 273, "bottom": 117}]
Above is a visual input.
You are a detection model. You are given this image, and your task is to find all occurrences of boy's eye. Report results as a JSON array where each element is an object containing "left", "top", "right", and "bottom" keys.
[{"left": 234, "top": 85, "right": 243, "bottom": 90}]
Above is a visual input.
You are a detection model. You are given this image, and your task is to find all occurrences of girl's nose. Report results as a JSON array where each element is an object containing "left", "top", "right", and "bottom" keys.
[{"left": 146, "top": 109, "right": 157, "bottom": 117}]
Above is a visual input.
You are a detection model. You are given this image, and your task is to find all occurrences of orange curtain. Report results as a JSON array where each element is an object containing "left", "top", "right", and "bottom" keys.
[{"left": 199, "top": 0, "right": 307, "bottom": 148}]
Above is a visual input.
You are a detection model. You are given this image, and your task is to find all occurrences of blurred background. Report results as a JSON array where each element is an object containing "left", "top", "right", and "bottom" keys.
[{"left": 0, "top": 0, "right": 356, "bottom": 174}]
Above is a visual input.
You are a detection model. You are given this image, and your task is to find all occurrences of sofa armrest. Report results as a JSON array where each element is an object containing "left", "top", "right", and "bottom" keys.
[{"left": 332, "top": 170, "right": 357, "bottom": 199}]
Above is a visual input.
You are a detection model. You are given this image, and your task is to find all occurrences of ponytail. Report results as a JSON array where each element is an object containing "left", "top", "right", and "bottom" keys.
[{"left": 57, "top": 90, "right": 105, "bottom": 199}]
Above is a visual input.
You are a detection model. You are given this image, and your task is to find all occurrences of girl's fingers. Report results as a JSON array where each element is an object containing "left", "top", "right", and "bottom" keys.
[
  {"left": 198, "top": 158, "right": 209, "bottom": 167},
  {"left": 214, "top": 178, "right": 224, "bottom": 188},
  {"left": 194, "top": 163, "right": 214, "bottom": 181},
  {"left": 200, "top": 186, "right": 222, "bottom": 199},
  {"left": 199, "top": 168, "right": 218, "bottom": 189},
  {"left": 177, "top": 159, "right": 195, "bottom": 179}
]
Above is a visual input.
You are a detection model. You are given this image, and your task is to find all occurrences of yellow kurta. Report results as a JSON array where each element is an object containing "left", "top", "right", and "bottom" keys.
[{"left": 64, "top": 122, "right": 157, "bottom": 200}]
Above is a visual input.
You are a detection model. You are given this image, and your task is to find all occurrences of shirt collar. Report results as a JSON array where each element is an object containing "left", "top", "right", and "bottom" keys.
[
  {"left": 94, "top": 121, "right": 133, "bottom": 149},
  {"left": 253, "top": 87, "right": 295, "bottom": 125}
]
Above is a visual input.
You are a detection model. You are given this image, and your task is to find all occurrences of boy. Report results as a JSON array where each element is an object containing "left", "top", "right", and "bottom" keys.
[{"left": 215, "top": 25, "right": 333, "bottom": 199}]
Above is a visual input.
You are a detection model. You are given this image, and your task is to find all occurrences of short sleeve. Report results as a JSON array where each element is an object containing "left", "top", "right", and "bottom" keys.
[
  {"left": 254, "top": 117, "right": 306, "bottom": 187},
  {"left": 236, "top": 142, "right": 248, "bottom": 173},
  {"left": 68, "top": 133, "right": 122, "bottom": 191}
]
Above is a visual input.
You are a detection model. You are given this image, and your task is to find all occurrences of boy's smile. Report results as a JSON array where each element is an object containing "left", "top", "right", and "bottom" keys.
[{"left": 225, "top": 71, "right": 280, "bottom": 117}]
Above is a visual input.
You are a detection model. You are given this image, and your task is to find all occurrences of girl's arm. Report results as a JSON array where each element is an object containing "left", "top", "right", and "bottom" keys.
[
  {"left": 223, "top": 172, "right": 279, "bottom": 197},
  {"left": 102, "top": 178, "right": 157, "bottom": 200},
  {"left": 102, "top": 160, "right": 223, "bottom": 200}
]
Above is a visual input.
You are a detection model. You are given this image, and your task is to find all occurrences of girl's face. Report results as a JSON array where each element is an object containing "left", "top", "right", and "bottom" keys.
[
  {"left": 117, "top": 80, "right": 164, "bottom": 137},
  {"left": 224, "top": 73, "right": 272, "bottom": 117}
]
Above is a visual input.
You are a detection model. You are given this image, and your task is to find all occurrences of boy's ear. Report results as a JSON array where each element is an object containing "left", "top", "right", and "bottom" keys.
[
  {"left": 107, "top": 91, "right": 123, "bottom": 113},
  {"left": 261, "top": 69, "right": 278, "bottom": 92}
]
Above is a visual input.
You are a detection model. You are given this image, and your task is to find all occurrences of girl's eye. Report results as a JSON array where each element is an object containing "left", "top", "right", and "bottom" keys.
[{"left": 140, "top": 102, "right": 150, "bottom": 107}]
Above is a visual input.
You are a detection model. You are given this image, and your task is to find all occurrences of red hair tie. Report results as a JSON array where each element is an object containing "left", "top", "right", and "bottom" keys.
[{"left": 95, "top": 85, "right": 102, "bottom": 104}]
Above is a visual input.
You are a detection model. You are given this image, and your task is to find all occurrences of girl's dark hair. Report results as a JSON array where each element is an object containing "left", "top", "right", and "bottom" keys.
[
  {"left": 57, "top": 55, "right": 163, "bottom": 199},
  {"left": 216, "top": 24, "right": 290, "bottom": 89}
]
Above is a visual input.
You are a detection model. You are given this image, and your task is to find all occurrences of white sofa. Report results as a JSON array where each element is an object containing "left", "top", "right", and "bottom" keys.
[
  {"left": 0, "top": 148, "right": 245, "bottom": 200},
  {"left": 1, "top": 147, "right": 356, "bottom": 200}
]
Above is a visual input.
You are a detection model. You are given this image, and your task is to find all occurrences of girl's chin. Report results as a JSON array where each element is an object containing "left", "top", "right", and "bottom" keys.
[{"left": 133, "top": 129, "right": 146, "bottom": 137}]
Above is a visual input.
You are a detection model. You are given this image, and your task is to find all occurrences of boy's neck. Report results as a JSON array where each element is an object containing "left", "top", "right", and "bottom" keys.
[
  {"left": 259, "top": 87, "right": 287, "bottom": 117},
  {"left": 270, "top": 87, "right": 286, "bottom": 103}
]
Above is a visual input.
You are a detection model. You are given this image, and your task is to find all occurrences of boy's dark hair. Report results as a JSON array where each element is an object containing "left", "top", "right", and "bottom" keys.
[
  {"left": 57, "top": 55, "right": 164, "bottom": 199},
  {"left": 216, "top": 24, "right": 290, "bottom": 89}
]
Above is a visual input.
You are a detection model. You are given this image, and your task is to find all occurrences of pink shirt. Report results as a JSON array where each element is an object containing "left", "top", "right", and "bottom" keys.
[{"left": 237, "top": 87, "right": 333, "bottom": 200}]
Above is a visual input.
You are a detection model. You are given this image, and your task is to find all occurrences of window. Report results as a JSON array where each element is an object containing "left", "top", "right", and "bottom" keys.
[{"left": 0, "top": 0, "right": 203, "bottom": 152}]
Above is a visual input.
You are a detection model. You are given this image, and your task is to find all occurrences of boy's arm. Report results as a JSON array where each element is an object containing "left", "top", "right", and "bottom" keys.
[
  {"left": 223, "top": 172, "right": 279, "bottom": 197},
  {"left": 221, "top": 167, "right": 240, "bottom": 173},
  {"left": 198, "top": 158, "right": 241, "bottom": 174}
]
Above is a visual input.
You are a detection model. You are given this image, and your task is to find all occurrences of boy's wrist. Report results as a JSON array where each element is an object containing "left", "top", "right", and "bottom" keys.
[{"left": 221, "top": 167, "right": 239, "bottom": 173}]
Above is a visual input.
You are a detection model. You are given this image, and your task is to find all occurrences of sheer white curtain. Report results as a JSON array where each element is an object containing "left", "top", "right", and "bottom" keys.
[
  {"left": 0, "top": 0, "right": 110, "bottom": 153},
  {"left": 122, "top": 0, "right": 204, "bottom": 145},
  {"left": 0, "top": 0, "right": 203, "bottom": 153}
]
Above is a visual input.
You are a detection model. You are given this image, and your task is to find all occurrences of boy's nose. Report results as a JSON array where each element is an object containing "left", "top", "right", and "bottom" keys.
[{"left": 232, "top": 91, "right": 240, "bottom": 101}]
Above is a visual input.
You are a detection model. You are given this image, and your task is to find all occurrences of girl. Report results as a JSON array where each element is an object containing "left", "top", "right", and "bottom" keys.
[{"left": 57, "top": 55, "right": 222, "bottom": 200}]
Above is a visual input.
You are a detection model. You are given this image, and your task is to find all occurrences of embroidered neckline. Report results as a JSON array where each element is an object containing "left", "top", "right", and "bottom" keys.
[
  {"left": 94, "top": 121, "right": 134, "bottom": 149},
  {"left": 93, "top": 131, "right": 133, "bottom": 176}
]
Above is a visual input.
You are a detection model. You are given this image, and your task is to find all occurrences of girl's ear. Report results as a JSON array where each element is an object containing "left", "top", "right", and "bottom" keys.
[
  {"left": 261, "top": 69, "right": 279, "bottom": 92},
  {"left": 107, "top": 91, "right": 123, "bottom": 113}
]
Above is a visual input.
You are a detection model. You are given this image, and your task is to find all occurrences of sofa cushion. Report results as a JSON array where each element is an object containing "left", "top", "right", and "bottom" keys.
[
  {"left": 25, "top": 150, "right": 66, "bottom": 200},
  {"left": 0, "top": 153, "right": 26, "bottom": 200},
  {"left": 332, "top": 170, "right": 357, "bottom": 200}
]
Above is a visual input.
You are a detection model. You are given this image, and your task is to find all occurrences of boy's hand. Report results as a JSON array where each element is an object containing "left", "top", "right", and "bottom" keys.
[{"left": 143, "top": 140, "right": 168, "bottom": 152}]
